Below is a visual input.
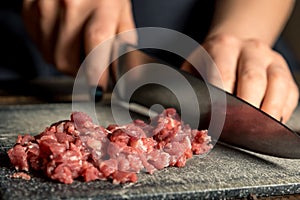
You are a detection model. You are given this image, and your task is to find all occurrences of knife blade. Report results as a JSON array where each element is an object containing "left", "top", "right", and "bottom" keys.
[{"left": 113, "top": 45, "right": 300, "bottom": 159}]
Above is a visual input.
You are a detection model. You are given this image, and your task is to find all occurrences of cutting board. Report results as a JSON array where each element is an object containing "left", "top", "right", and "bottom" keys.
[{"left": 1, "top": 103, "right": 300, "bottom": 199}]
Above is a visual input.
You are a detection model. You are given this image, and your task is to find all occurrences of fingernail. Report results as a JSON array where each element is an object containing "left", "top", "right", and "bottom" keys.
[{"left": 90, "top": 86, "right": 103, "bottom": 102}]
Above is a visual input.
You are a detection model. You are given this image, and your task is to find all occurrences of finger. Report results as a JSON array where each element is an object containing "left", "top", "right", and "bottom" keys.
[
  {"left": 236, "top": 48, "right": 269, "bottom": 108},
  {"left": 84, "top": 1, "right": 122, "bottom": 89},
  {"left": 54, "top": 0, "right": 90, "bottom": 76},
  {"left": 281, "top": 82, "right": 299, "bottom": 123},
  {"left": 116, "top": 0, "right": 137, "bottom": 45},
  {"left": 275, "top": 53, "right": 299, "bottom": 123},
  {"left": 260, "top": 64, "right": 290, "bottom": 121},
  {"left": 181, "top": 47, "right": 225, "bottom": 89},
  {"left": 36, "top": 0, "right": 60, "bottom": 63},
  {"left": 202, "top": 35, "right": 241, "bottom": 93},
  {"left": 110, "top": 0, "right": 137, "bottom": 82}
]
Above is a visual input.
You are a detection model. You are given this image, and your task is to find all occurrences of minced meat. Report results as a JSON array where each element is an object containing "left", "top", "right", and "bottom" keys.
[{"left": 7, "top": 108, "right": 212, "bottom": 184}]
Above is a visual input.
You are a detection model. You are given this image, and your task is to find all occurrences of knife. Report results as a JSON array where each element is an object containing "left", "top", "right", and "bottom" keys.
[{"left": 113, "top": 44, "right": 300, "bottom": 159}]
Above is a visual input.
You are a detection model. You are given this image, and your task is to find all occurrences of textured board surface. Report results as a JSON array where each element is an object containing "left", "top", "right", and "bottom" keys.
[{"left": 1, "top": 103, "right": 300, "bottom": 200}]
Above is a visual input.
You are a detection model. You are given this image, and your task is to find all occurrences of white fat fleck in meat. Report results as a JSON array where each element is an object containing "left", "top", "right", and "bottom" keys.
[
  {"left": 56, "top": 122, "right": 65, "bottom": 133},
  {"left": 65, "top": 141, "right": 70, "bottom": 149},
  {"left": 170, "top": 118, "right": 176, "bottom": 128},
  {"left": 135, "top": 139, "right": 147, "bottom": 152},
  {"left": 205, "top": 136, "right": 211, "bottom": 142},
  {"left": 11, "top": 172, "right": 31, "bottom": 180},
  {"left": 183, "top": 136, "right": 192, "bottom": 149},
  {"left": 69, "top": 155, "right": 80, "bottom": 161},
  {"left": 95, "top": 150, "right": 102, "bottom": 158},
  {"left": 106, "top": 129, "right": 112, "bottom": 134}
]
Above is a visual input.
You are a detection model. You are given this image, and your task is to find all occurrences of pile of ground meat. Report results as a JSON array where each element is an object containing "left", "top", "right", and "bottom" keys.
[{"left": 7, "top": 108, "right": 212, "bottom": 184}]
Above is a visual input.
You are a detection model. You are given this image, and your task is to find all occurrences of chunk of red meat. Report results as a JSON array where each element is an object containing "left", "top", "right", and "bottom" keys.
[
  {"left": 163, "top": 141, "right": 186, "bottom": 166},
  {"left": 35, "top": 129, "right": 57, "bottom": 141},
  {"left": 127, "top": 154, "right": 144, "bottom": 172},
  {"left": 11, "top": 172, "right": 31, "bottom": 180},
  {"left": 82, "top": 165, "right": 103, "bottom": 182},
  {"left": 38, "top": 138, "right": 66, "bottom": 159},
  {"left": 147, "top": 150, "right": 170, "bottom": 170},
  {"left": 99, "top": 159, "right": 118, "bottom": 177},
  {"left": 138, "top": 153, "right": 156, "bottom": 174},
  {"left": 16, "top": 135, "right": 23, "bottom": 144},
  {"left": 116, "top": 153, "right": 144, "bottom": 173},
  {"left": 106, "top": 124, "right": 119, "bottom": 132},
  {"left": 50, "top": 164, "right": 74, "bottom": 184},
  {"left": 133, "top": 119, "right": 154, "bottom": 137},
  {"left": 116, "top": 154, "right": 130, "bottom": 172},
  {"left": 71, "top": 111, "right": 94, "bottom": 130},
  {"left": 82, "top": 161, "right": 105, "bottom": 181},
  {"left": 53, "top": 148, "right": 82, "bottom": 164},
  {"left": 191, "top": 130, "right": 212, "bottom": 154},
  {"left": 64, "top": 121, "right": 76, "bottom": 134},
  {"left": 27, "top": 143, "right": 40, "bottom": 170},
  {"left": 175, "top": 155, "right": 187, "bottom": 167},
  {"left": 109, "top": 129, "right": 130, "bottom": 145},
  {"left": 56, "top": 121, "right": 65, "bottom": 133},
  {"left": 111, "top": 171, "right": 137, "bottom": 184},
  {"left": 163, "top": 108, "right": 181, "bottom": 119},
  {"left": 7, "top": 145, "right": 28, "bottom": 171},
  {"left": 122, "top": 124, "right": 147, "bottom": 139},
  {"left": 107, "top": 142, "right": 124, "bottom": 158},
  {"left": 153, "top": 117, "right": 181, "bottom": 144},
  {"left": 130, "top": 138, "right": 157, "bottom": 153},
  {"left": 55, "top": 131, "right": 75, "bottom": 144},
  {"left": 16, "top": 134, "right": 35, "bottom": 146},
  {"left": 49, "top": 161, "right": 82, "bottom": 183}
]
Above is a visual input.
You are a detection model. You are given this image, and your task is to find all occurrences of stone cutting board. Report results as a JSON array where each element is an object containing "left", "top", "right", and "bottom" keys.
[{"left": 1, "top": 103, "right": 300, "bottom": 200}]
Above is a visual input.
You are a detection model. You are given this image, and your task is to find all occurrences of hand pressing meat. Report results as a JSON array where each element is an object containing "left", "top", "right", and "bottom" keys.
[{"left": 7, "top": 109, "right": 212, "bottom": 184}]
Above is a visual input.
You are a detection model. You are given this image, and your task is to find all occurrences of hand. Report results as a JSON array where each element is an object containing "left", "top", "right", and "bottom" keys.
[
  {"left": 182, "top": 34, "right": 299, "bottom": 123},
  {"left": 22, "top": 0, "right": 136, "bottom": 88}
]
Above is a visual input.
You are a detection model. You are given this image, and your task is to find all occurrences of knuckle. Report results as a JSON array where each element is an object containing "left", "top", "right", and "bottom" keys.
[
  {"left": 247, "top": 39, "right": 267, "bottom": 50},
  {"left": 272, "top": 51, "right": 288, "bottom": 66},
  {"left": 240, "top": 67, "right": 265, "bottom": 82},
  {"left": 268, "top": 67, "right": 288, "bottom": 81},
  {"left": 210, "top": 34, "right": 239, "bottom": 46},
  {"left": 220, "top": 72, "right": 236, "bottom": 89},
  {"left": 203, "top": 34, "right": 240, "bottom": 54},
  {"left": 221, "top": 72, "right": 236, "bottom": 83},
  {"left": 272, "top": 51, "right": 282, "bottom": 60},
  {"left": 86, "top": 29, "right": 112, "bottom": 45}
]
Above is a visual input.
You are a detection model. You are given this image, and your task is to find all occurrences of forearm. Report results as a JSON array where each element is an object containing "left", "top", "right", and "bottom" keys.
[{"left": 207, "top": 0, "right": 295, "bottom": 46}]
